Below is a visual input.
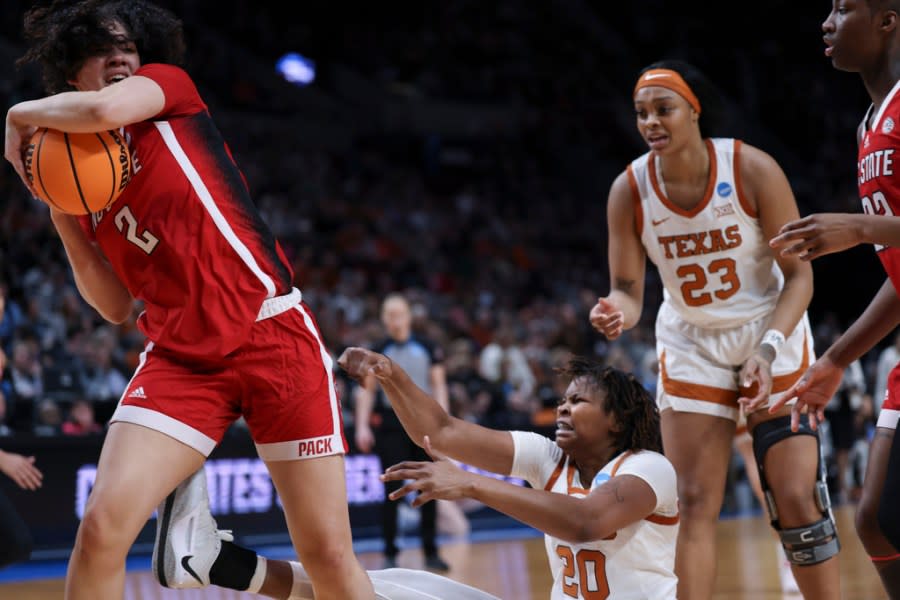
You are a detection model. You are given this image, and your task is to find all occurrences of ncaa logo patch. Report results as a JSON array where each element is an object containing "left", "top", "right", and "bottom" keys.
[
  {"left": 716, "top": 182, "right": 733, "bottom": 197},
  {"left": 884, "top": 117, "right": 895, "bottom": 134},
  {"left": 591, "top": 472, "right": 611, "bottom": 490}
]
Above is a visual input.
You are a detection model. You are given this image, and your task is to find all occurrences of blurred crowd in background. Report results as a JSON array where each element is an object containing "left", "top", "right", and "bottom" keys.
[{"left": 0, "top": 1, "right": 891, "bottom": 513}]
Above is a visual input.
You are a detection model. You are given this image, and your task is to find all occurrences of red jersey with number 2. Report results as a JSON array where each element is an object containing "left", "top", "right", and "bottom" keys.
[
  {"left": 78, "top": 63, "right": 293, "bottom": 359},
  {"left": 858, "top": 82, "right": 900, "bottom": 293}
]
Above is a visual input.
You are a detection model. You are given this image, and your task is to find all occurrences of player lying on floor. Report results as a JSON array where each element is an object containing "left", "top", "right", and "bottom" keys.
[{"left": 151, "top": 349, "right": 678, "bottom": 599}]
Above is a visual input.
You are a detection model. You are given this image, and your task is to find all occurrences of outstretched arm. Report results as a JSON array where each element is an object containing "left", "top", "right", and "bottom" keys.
[
  {"left": 770, "top": 213, "right": 900, "bottom": 261},
  {"left": 771, "top": 278, "right": 900, "bottom": 429},
  {"left": 338, "top": 347, "right": 516, "bottom": 476},
  {"left": 382, "top": 437, "right": 658, "bottom": 544}
]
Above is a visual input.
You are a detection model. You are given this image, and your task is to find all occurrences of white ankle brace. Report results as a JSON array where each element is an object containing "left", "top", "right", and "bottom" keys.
[{"left": 246, "top": 555, "right": 266, "bottom": 594}]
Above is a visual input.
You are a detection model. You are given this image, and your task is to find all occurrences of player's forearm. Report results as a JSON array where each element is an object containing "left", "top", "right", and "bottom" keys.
[
  {"left": 607, "top": 288, "right": 643, "bottom": 330},
  {"left": 378, "top": 367, "right": 454, "bottom": 444},
  {"left": 764, "top": 266, "right": 813, "bottom": 338},
  {"left": 51, "top": 212, "right": 133, "bottom": 323},
  {"left": 825, "top": 278, "right": 900, "bottom": 368},
  {"left": 466, "top": 475, "right": 609, "bottom": 543},
  {"left": 859, "top": 214, "right": 900, "bottom": 248},
  {"left": 8, "top": 93, "right": 117, "bottom": 133}
]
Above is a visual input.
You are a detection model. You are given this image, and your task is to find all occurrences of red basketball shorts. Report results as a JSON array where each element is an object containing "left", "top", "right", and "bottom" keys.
[
  {"left": 111, "top": 294, "right": 348, "bottom": 460},
  {"left": 878, "top": 361, "right": 900, "bottom": 430}
]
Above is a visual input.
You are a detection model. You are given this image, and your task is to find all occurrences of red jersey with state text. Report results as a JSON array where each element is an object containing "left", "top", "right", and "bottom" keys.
[
  {"left": 858, "top": 82, "right": 900, "bottom": 294},
  {"left": 79, "top": 64, "right": 293, "bottom": 359}
]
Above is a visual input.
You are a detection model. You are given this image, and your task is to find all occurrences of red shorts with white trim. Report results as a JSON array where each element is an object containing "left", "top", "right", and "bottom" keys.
[
  {"left": 878, "top": 362, "right": 900, "bottom": 430},
  {"left": 111, "top": 292, "right": 348, "bottom": 461}
]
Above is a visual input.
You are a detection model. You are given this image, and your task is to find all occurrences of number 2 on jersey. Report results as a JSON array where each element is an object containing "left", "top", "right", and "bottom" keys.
[
  {"left": 556, "top": 545, "right": 609, "bottom": 599},
  {"left": 114, "top": 206, "right": 160, "bottom": 254},
  {"left": 676, "top": 258, "right": 740, "bottom": 307}
]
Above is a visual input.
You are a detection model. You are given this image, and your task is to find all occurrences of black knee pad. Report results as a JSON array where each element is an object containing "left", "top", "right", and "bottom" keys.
[{"left": 751, "top": 414, "right": 840, "bottom": 565}]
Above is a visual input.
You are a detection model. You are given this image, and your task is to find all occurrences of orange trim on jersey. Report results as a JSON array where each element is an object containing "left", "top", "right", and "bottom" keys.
[
  {"left": 659, "top": 349, "right": 740, "bottom": 407},
  {"left": 739, "top": 333, "right": 811, "bottom": 399},
  {"left": 566, "top": 462, "right": 590, "bottom": 495},
  {"left": 633, "top": 69, "right": 702, "bottom": 114},
  {"left": 649, "top": 139, "right": 718, "bottom": 218},
  {"left": 732, "top": 140, "right": 757, "bottom": 218},
  {"left": 609, "top": 451, "right": 632, "bottom": 477},
  {"left": 626, "top": 164, "right": 644, "bottom": 237},
  {"left": 645, "top": 513, "right": 680, "bottom": 526},
  {"left": 544, "top": 456, "right": 567, "bottom": 492}
]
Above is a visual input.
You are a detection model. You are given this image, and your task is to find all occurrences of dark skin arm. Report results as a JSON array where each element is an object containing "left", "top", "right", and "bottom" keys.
[
  {"left": 770, "top": 279, "right": 900, "bottom": 430},
  {"left": 382, "top": 437, "right": 659, "bottom": 544}
]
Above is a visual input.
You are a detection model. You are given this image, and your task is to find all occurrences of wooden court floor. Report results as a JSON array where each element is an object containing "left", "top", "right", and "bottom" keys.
[{"left": 0, "top": 505, "right": 886, "bottom": 599}]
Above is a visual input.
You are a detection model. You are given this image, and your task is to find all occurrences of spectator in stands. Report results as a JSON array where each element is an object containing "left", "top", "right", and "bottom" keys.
[
  {"left": 61, "top": 399, "right": 102, "bottom": 436},
  {"left": 8, "top": 338, "right": 42, "bottom": 403},
  {"left": 478, "top": 319, "right": 537, "bottom": 428}
]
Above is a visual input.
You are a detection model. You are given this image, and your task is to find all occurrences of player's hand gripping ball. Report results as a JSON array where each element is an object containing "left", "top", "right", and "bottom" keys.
[{"left": 24, "top": 127, "right": 132, "bottom": 215}]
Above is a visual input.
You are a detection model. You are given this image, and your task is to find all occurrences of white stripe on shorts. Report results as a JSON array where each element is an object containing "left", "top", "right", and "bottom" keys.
[
  {"left": 110, "top": 404, "right": 217, "bottom": 456},
  {"left": 877, "top": 408, "right": 900, "bottom": 430}
]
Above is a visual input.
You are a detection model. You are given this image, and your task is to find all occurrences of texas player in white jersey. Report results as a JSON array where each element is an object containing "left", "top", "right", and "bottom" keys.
[
  {"left": 512, "top": 433, "right": 677, "bottom": 600},
  {"left": 768, "top": 2, "right": 900, "bottom": 597},
  {"left": 590, "top": 60, "right": 840, "bottom": 600},
  {"left": 345, "top": 348, "right": 678, "bottom": 600}
]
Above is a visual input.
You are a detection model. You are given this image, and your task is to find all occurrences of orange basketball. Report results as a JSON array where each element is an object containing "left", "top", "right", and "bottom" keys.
[{"left": 25, "top": 128, "right": 132, "bottom": 215}]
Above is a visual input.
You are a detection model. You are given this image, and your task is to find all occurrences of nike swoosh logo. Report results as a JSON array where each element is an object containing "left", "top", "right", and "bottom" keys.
[
  {"left": 652, "top": 217, "right": 670, "bottom": 226},
  {"left": 644, "top": 73, "right": 669, "bottom": 80},
  {"left": 181, "top": 555, "right": 204, "bottom": 584}
]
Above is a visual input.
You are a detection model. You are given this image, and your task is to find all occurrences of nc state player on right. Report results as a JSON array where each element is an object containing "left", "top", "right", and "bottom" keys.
[
  {"left": 590, "top": 60, "right": 840, "bottom": 599},
  {"left": 769, "top": 1, "right": 900, "bottom": 596}
]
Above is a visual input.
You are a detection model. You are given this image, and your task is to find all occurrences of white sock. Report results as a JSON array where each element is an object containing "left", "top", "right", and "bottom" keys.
[
  {"left": 288, "top": 560, "right": 315, "bottom": 600},
  {"left": 246, "top": 555, "right": 267, "bottom": 594}
]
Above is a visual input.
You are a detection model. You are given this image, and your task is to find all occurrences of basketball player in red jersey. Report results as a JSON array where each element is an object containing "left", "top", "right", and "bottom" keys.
[
  {"left": 4, "top": 2, "right": 374, "bottom": 599},
  {"left": 769, "top": 1, "right": 900, "bottom": 595}
]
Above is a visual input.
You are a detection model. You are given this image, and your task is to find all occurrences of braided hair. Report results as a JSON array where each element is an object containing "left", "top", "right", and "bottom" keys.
[
  {"left": 17, "top": 0, "right": 186, "bottom": 94},
  {"left": 557, "top": 356, "right": 662, "bottom": 454}
]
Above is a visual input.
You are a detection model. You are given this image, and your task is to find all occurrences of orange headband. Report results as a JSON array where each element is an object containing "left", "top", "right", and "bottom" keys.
[{"left": 633, "top": 69, "right": 702, "bottom": 115}]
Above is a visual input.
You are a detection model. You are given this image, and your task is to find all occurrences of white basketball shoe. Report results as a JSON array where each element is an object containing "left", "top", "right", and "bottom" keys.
[
  {"left": 777, "top": 542, "right": 801, "bottom": 595},
  {"left": 152, "top": 467, "right": 233, "bottom": 588}
]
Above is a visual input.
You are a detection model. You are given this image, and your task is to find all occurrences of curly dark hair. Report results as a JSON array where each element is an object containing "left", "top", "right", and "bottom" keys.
[
  {"left": 557, "top": 356, "right": 662, "bottom": 454},
  {"left": 16, "top": 0, "right": 186, "bottom": 94}
]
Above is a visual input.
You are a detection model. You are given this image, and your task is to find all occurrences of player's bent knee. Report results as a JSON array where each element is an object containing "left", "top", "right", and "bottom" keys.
[
  {"left": 752, "top": 415, "right": 841, "bottom": 565},
  {"left": 78, "top": 505, "right": 124, "bottom": 553}
]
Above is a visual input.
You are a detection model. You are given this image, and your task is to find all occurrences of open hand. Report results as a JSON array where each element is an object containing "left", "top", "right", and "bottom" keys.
[
  {"left": 768, "top": 355, "right": 843, "bottom": 431},
  {"left": 380, "top": 436, "right": 472, "bottom": 507},
  {"left": 0, "top": 451, "right": 43, "bottom": 491},
  {"left": 4, "top": 113, "right": 38, "bottom": 197},
  {"left": 589, "top": 297, "right": 625, "bottom": 340},
  {"left": 737, "top": 350, "right": 774, "bottom": 412},
  {"left": 769, "top": 213, "right": 864, "bottom": 261}
]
